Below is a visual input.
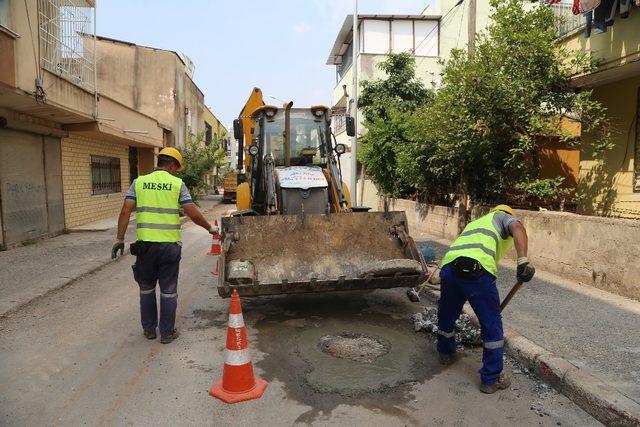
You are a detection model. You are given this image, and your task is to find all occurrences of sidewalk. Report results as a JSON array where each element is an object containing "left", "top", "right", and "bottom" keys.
[
  {"left": 415, "top": 232, "right": 640, "bottom": 422},
  {"left": 0, "top": 197, "right": 220, "bottom": 318}
]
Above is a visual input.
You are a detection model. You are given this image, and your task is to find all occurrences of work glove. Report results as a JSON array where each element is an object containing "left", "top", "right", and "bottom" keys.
[
  {"left": 111, "top": 240, "right": 125, "bottom": 259},
  {"left": 208, "top": 224, "right": 220, "bottom": 235},
  {"left": 516, "top": 257, "right": 535, "bottom": 282}
]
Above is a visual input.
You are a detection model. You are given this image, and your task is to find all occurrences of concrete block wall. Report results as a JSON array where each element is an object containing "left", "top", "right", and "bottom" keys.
[
  {"left": 61, "top": 136, "right": 129, "bottom": 228},
  {"left": 512, "top": 210, "right": 640, "bottom": 301},
  {"left": 383, "top": 197, "right": 640, "bottom": 301},
  {"left": 385, "top": 198, "right": 465, "bottom": 241}
]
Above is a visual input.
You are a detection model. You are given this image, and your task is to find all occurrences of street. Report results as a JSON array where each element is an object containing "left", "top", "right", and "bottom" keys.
[{"left": 0, "top": 202, "right": 598, "bottom": 426}]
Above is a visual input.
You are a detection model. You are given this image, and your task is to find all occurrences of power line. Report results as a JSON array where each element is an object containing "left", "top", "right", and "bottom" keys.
[{"left": 414, "top": 0, "right": 464, "bottom": 55}]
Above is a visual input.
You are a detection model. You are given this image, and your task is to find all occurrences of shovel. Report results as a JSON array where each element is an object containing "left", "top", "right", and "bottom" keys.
[{"left": 500, "top": 282, "right": 523, "bottom": 312}]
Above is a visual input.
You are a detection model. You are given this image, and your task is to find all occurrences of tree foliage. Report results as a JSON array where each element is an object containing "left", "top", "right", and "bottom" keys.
[
  {"left": 358, "top": 53, "right": 434, "bottom": 196},
  {"left": 360, "top": 0, "right": 612, "bottom": 208},
  {"left": 178, "top": 132, "right": 227, "bottom": 203}
]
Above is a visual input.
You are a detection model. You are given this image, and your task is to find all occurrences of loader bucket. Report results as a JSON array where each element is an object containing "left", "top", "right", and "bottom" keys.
[{"left": 217, "top": 211, "right": 427, "bottom": 297}]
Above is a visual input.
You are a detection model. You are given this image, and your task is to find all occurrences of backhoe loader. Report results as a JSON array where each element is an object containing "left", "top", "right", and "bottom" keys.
[{"left": 217, "top": 87, "right": 427, "bottom": 297}]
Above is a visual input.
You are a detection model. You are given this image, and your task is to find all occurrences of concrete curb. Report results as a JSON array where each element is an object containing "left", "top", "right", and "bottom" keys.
[{"left": 422, "top": 288, "right": 640, "bottom": 426}]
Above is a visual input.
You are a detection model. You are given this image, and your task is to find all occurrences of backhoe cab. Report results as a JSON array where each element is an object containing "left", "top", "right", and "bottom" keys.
[{"left": 234, "top": 103, "right": 348, "bottom": 216}]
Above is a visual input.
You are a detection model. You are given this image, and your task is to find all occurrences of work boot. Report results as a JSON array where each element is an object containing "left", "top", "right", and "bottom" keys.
[
  {"left": 160, "top": 329, "right": 180, "bottom": 344},
  {"left": 479, "top": 373, "right": 511, "bottom": 394},
  {"left": 439, "top": 352, "right": 457, "bottom": 366},
  {"left": 143, "top": 328, "right": 157, "bottom": 340}
]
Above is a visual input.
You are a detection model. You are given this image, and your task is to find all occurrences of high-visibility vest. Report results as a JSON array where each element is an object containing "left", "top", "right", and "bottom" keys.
[
  {"left": 441, "top": 212, "right": 513, "bottom": 276},
  {"left": 135, "top": 170, "right": 182, "bottom": 242}
]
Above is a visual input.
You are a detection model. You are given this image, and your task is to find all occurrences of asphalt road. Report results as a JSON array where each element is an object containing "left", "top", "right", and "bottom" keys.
[{"left": 0, "top": 203, "right": 598, "bottom": 426}]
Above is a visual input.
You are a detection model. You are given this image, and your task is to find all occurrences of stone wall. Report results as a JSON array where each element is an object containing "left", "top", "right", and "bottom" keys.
[
  {"left": 383, "top": 198, "right": 640, "bottom": 301},
  {"left": 62, "top": 136, "right": 129, "bottom": 228}
]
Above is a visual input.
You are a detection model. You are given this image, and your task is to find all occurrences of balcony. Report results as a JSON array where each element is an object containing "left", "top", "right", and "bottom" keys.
[
  {"left": 38, "top": 0, "right": 96, "bottom": 92},
  {"left": 550, "top": 2, "right": 585, "bottom": 39}
]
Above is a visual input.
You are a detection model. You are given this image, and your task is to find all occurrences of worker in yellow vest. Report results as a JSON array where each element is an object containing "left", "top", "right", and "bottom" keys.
[
  {"left": 438, "top": 205, "right": 535, "bottom": 393},
  {"left": 111, "top": 147, "right": 218, "bottom": 344}
]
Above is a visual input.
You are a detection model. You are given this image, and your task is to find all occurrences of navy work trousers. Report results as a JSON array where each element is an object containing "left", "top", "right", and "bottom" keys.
[
  {"left": 437, "top": 263, "right": 504, "bottom": 385},
  {"left": 132, "top": 242, "right": 182, "bottom": 337}
]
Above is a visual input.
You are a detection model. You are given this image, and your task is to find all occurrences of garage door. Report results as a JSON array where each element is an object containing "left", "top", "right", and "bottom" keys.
[{"left": 0, "top": 129, "right": 64, "bottom": 245}]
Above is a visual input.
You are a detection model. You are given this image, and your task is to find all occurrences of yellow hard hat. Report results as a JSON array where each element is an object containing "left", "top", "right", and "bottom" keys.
[
  {"left": 158, "top": 147, "right": 184, "bottom": 172},
  {"left": 492, "top": 204, "right": 515, "bottom": 216}
]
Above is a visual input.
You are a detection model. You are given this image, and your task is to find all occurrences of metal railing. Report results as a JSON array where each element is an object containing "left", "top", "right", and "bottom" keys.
[
  {"left": 38, "top": 0, "right": 95, "bottom": 92},
  {"left": 549, "top": 2, "right": 586, "bottom": 39}
]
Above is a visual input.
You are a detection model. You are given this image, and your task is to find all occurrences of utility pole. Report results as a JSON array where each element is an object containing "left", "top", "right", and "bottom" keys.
[
  {"left": 468, "top": 0, "right": 476, "bottom": 56},
  {"left": 463, "top": 0, "right": 476, "bottom": 216},
  {"left": 351, "top": 0, "right": 359, "bottom": 205}
]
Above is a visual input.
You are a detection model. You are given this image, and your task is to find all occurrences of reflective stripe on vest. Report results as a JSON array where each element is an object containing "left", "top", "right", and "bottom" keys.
[
  {"left": 135, "top": 170, "right": 182, "bottom": 242},
  {"left": 441, "top": 212, "right": 513, "bottom": 276}
]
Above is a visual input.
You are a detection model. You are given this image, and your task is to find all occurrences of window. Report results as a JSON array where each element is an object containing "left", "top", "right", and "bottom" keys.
[
  {"left": 392, "top": 20, "right": 414, "bottom": 53},
  {"left": 0, "top": 0, "right": 9, "bottom": 28},
  {"left": 414, "top": 21, "right": 438, "bottom": 56},
  {"left": 361, "top": 20, "right": 390, "bottom": 54},
  {"left": 331, "top": 109, "right": 347, "bottom": 134},
  {"left": 205, "top": 123, "right": 212, "bottom": 146},
  {"left": 356, "top": 18, "right": 439, "bottom": 57},
  {"left": 91, "top": 156, "right": 121, "bottom": 195}
]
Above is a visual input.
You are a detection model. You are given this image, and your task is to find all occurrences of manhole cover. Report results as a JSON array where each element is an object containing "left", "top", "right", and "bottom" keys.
[{"left": 318, "top": 333, "right": 389, "bottom": 363}]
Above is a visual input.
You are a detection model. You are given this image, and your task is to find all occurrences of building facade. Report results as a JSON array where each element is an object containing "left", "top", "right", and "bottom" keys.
[
  {"left": 555, "top": 3, "right": 640, "bottom": 218},
  {"left": 326, "top": 5, "right": 493, "bottom": 206},
  {"left": 0, "top": 0, "right": 164, "bottom": 245}
]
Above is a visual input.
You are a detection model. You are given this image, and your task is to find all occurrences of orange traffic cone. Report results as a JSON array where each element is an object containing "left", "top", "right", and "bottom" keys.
[
  {"left": 208, "top": 220, "right": 221, "bottom": 256},
  {"left": 210, "top": 290, "right": 267, "bottom": 403}
]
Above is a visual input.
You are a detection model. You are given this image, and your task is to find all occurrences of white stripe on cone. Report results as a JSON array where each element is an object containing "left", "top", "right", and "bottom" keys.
[
  {"left": 228, "top": 313, "right": 245, "bottom": 329},
  {"left": 224, "top": 348, "right": 252, "bottom": 366}
]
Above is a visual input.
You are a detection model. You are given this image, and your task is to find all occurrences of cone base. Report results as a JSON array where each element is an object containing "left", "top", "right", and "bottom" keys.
[{"left": 209, "top": 377, "right": 267, "bottom": 403}]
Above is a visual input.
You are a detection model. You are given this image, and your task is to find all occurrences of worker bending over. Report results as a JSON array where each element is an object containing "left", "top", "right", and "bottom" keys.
[
  {"left": 437, "top": 205, "right": 535, "bottom": 393},
  {"left": 112, "top": 148, "right": 218, "bottom": 344}
]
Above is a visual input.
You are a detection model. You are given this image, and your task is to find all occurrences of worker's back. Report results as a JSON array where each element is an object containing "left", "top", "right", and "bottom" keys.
[
  {"left": 134, "top": 170, "right": 183, "bottom": 243},
  {"left": 441, "top": 211, "right": 515, "bottom": 276}
]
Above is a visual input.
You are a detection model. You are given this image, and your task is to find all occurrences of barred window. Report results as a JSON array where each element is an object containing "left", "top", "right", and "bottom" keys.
[
  {"left": 91, "top": 156, "right": 121, "bottom": 195},
  {"left": 331, "top": 109, "right": 347, "bottom": 134}
]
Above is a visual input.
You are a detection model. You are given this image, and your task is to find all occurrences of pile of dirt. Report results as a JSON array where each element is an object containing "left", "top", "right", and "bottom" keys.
[
  {"left": 318, "top": 333, "right": 389, "bottom": 364},
  {"left": 411, "top": 307, "right": 482, "bottom": 348}
]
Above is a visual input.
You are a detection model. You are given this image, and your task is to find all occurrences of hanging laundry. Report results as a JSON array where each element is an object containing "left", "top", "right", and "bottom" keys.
[{"left": 574, "top": 0, "right": 601, "bottom": 14}]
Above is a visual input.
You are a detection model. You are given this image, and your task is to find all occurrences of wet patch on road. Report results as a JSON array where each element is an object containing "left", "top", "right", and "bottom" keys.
[
  {"left": 188, "top": 309, "right": 227, "bottom": 330},
  {"left": 244, "top": 291, "right": 441, "bottom": 424}
]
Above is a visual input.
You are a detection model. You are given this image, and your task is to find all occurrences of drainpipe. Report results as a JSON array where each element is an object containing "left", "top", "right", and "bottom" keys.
[
  {"left": 351, "top": 1, "right": 359, "bottom": 205},
  {"left": 93, "top": 5, "right": 98, "bottom": 119}
]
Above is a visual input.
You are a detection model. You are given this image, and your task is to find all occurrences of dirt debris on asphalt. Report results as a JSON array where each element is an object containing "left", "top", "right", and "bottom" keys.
[
  {"left": 412, "top": 306, "right": 482, "bottom": 348},
  {"left": 318, "top": 333, "right": 390, "bottom": 364}
]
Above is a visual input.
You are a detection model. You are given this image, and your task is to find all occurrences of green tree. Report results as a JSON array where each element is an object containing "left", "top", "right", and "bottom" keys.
[
  {"left": 398, "top": 0, "right": 612, "bottom": 207},
  {"left": 178, "top": 132, "right": 227, "bottom": 203},
  {"left": 358, "top": 53, "right": 434, "bottom": 197}
]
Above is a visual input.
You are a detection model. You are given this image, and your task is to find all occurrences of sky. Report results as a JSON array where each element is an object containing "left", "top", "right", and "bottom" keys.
[{"left": 97, "top": 0, "right": 430, "bottom": 126}]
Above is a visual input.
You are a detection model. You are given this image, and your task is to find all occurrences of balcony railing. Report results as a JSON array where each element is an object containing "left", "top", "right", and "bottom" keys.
[
  {"left": 38, "top": 0, "right": 95, "bottom": 92},
  {"left": 550, "top": 2, "right": 586, "bottom": 39}
]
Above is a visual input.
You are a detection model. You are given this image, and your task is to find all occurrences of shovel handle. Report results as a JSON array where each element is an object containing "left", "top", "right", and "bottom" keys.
[{"left": 500, "top": 282, "right": 523, "bottom": 312}]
